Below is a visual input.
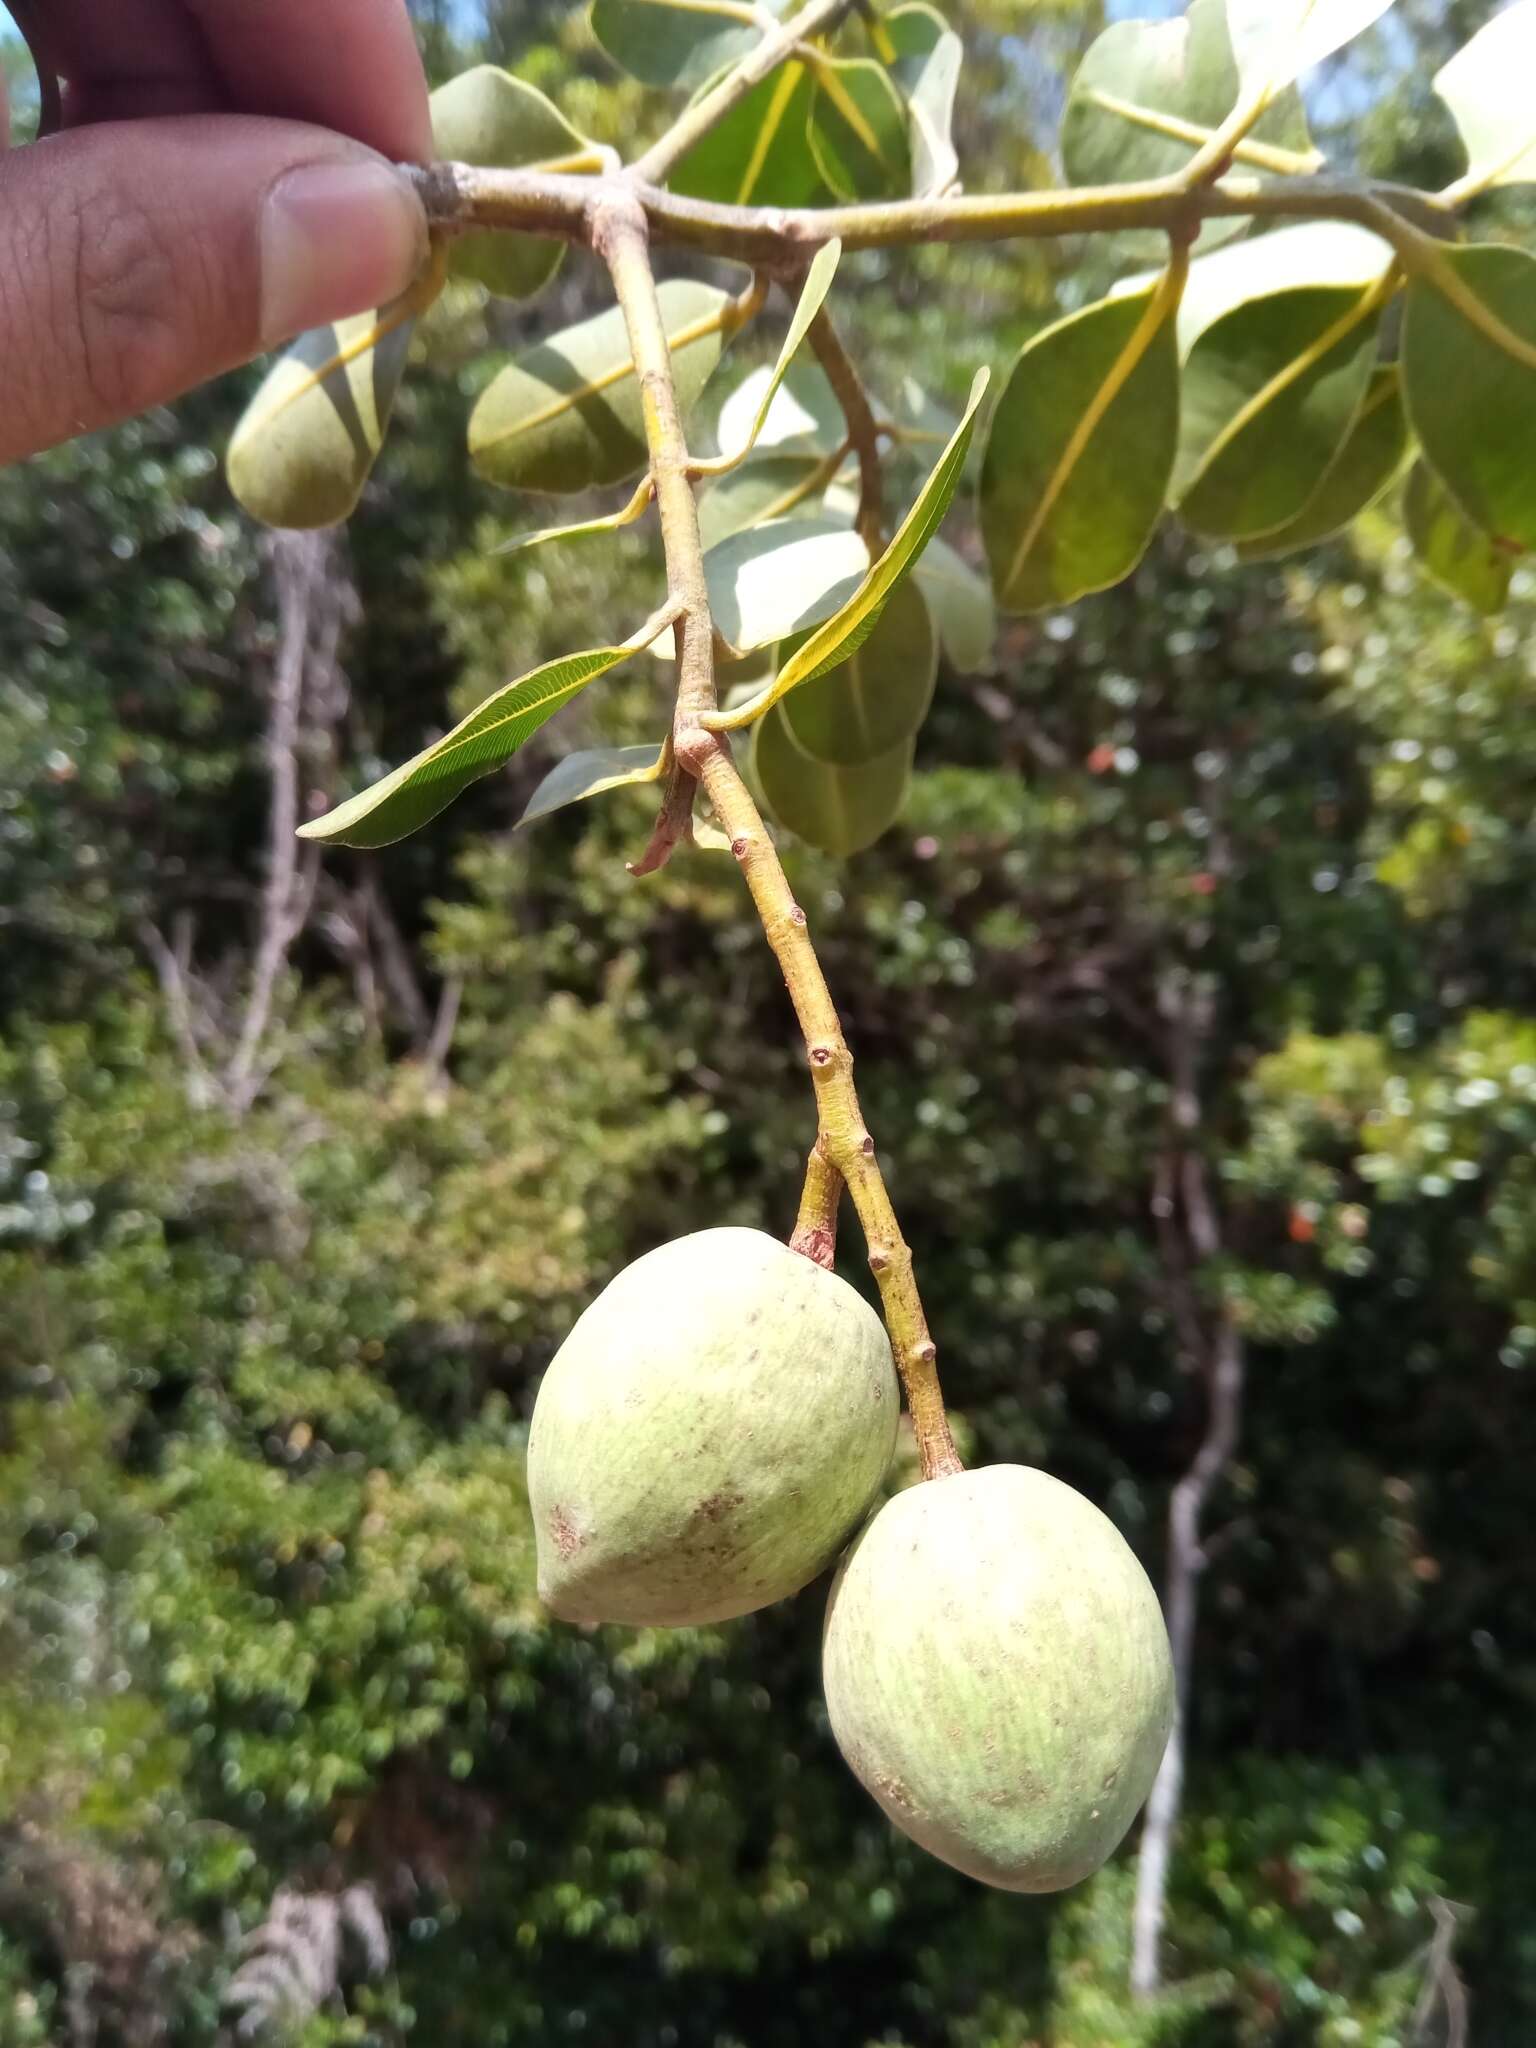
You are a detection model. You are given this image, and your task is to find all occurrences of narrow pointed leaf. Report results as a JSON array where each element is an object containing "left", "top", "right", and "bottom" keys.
[
  {"left": 1402, "top": 243, "right": 1536, "bottom": 551},
  {"left": 469, "top": 280, "right": 738, "bottom": 494},
  {"left": 714, "top": 357, "right": 845, "bottom": 457},
  {"left": 705, "top": 516, "right": 870, "bottom": 651},
  {"left": 780, "top": 576, "right": 937, "bottom": 765},
  {"left": 914, "top": 535, "right": 996, "bottom": 671},
  {"left": 1236, "top": 365, "right": 1408, "bottom": 559},
  {"left": 227, "top": 301, "right": 416, "bottom": 530},
  {"left": 981, "top": 273, "right": 1182, "bottom": 614},
  {"left": 1403, "top": 460, "right": 1515, "bottom": 614},
  {"left": 1177, "top": 282, "right": 1383, "bottom": 541},
  {"left": 708, "top": 367, "right": 989, "bottom": 731},
  {"left": 807, "top": 55, "right": 911, "bottom": 201},
  {"left": 753, "top": 705, "right": 911, "bottom": 856},
  {"left": 697, "top": 451, "right": 841, "bottom": 548},
  {"left": 669, "top": 59, "right": 829, "bottom": 206},
  {"left": 700, "top": 240, "right": 841, "bottom": 468},
  {"left": 429, "top": 68, "right": 593, "bottom": 299},
  {"left": 516, "top": 742, "right": 668, "bottom": 829},
  {"left": 1435, "top": 2, "right": 1536, "bottom": 193},
  {"left": 591, "top": 0, "right": 779, "bottom": 90},
  {"left": 1227, "top": 0, "right": 1395, "bottom": 98},
  {"left": 885, "top": 2, "right": 962, "bottom": 197},
  {"left": 1062, "top": 0, "right": 1314, "bottom": 255},
  {"left": 298, "top": 623, "right": 671, "bottom": 849}
]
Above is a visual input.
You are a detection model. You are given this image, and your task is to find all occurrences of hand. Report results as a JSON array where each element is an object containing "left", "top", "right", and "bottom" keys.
[{"left": 0, "top": 0, "right": 433, "bottom": 464}]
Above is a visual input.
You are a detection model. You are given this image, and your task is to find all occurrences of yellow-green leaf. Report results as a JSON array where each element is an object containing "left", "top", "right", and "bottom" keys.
[
  {"left": 1403, "top": 459, "right": 1515, "bottom": 615},
  {"left": 669, "top": 59, "right": 830, "bottom": 207},
  {"left": 516, "top": 742, "right": 668, "bottom": 829},
  {"left": 469, "top": 279, "right": 741, "bottom": 494},
  {"left": 780, "top": 576, "right": 937, "bottom": 765},
  {"left": 884, "top": 2, "right": 962, "bottom": 197},
  {"left": 914, "top": 535, "right": 996, "bottom": 672},
  {"left": 806, "top": 55, "right": 911, "bottom": 202},
  {"left": 981, "top": 270, "right": 1182, "bottom": 613},
  {"left": 1236, "top": 365, "right": 1407, "bottom": 560},
  {"left": 697, "top": 240, "right": 841, "bottom": 471},
  {"left": 707, "top": 366, "right": 988, "bottom": 731},
  {"left": 493, "top": 475, "right": 654, "bottom": 557},
  {"left": 752, "top": 704, "right": 911, "bottom": 856}
]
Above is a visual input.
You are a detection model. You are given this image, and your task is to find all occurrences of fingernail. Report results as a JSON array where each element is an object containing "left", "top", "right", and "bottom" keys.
[{"left": 260, "top": 158, "right": 428, "bottom": 347}]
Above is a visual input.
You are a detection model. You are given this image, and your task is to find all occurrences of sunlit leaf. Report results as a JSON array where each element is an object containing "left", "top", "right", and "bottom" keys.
[
  {"left": 714, "top": 357, "right": 845, "bottom": 457},
  {"left": 469, "top": 280, "right": 740, "bottom": 494},
  {"left": 1177, "top": 281, "right": 1383, "bottom": 541},
  {"left": 1435, "top": 1, "right": 1536, "bottom": 193},
  {"left": 590, "top": 0, "right": 781, "bottom": 91},
  {"left": 708, "top": 367, "right": 989, "bottom": 730},
  {"left": 806, "top": 55, "right": 911, "bottom": 201},
  {"left": 297, "top": 616, "right": 674, "bottom": 849},
  {"left": 779, "top": 576, "right": 937, "bottom": 764},
  {"left": 697, "top": 451, "right": 842, "bottom": 549},
  {"left": 705, "top": 517, "right": 870, "bottom": 651},
  {"left": 493, "top": 475, "right": 654, "bottom": 557},
  {"left": 1402, "top": 243, "right": 1536, "bottom": 551},
  {"left": 981, "top": 274, "right": 1181, "bottom": 613},
  {"left": 1165, "top": 220, "right": 1394, "bottom": 355},
  {"left": 1402, "top": 459, "right": 1515, "bottom": 614},
  {"left": 700, "top": 241, "right": 841, "bottom": 468},
  {"left": 669, "top": 59, "right": 829, "bottom": 206},
  {"left": 1226, "top": 0, "right": 1396, "bottom": 98},
  {"left": 1236, "top": 365, "right": 1408, "bottom": 559},
  {"left": 429, "top": 68, "right": 594, "bottom": 300},
  {"left": 914, "top": 535, "right": 996, "bottom": 671},
  {"left": 516, "top": 742, "right": 668, "bottom": 829},
  {"left": 885, "top": 2, "right": 962, "bottom": 196},
  {"left": 752, "top": 704, "right": 911, "bottom": 856}
]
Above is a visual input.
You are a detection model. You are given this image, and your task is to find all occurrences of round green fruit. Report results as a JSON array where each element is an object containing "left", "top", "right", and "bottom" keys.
[
  {"left": 822, "top": 1464, "right": 1174, "bottom": 1891},
  {"left": 528, "top": 1227, "right": 899, "bottom": 1626}
]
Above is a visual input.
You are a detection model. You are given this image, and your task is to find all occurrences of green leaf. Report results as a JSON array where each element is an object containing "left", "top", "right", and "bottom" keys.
[
  {"left": 1403, "top": 459, "right": 1515, "bottom": 615},
  {"left": 1177, "top": 281, "right": 1384, "bottom": 542},
  {"left": 1435, "top": 1, "right": 1536, "bottom": 193},
  {"left": 469, "top": 280, "right": 740, "bottom": 494},
  {"left": 227, "top": 300, "right": 417, "bottom": 531},
  {"left": 590, "top": 0, "right": 779, "bottom": 90},
  {"left": 884, "top": 3, "right": 962, "bottom": 197},
  {"left": 1170, "top": 220, "right": 1394, "bottom": 356},
  {"left": 700, "top": 241, "right": 841, "bottom": 468},
  {"left": 515, "top": 742, "right": 667, "bottom": 829},
  {"left": 705, "top": 516, "right": 870, "bottom": 651},
  {"left": 697, "top": 451, "right": 841, "bottom": 549},
  {"left": 708, "top": 367, "right": 989, "bottom": 731},
  {"left": 1226, "top": 0, "right": 1395, "bottom": 97},
  {"left": 1236, "top": 365, "right": 1408, "bottom": 559},
  {"left": 806, "top": 55, "right": 911, "bottom": 202},
  {"left": 492, "top": 475, "right": 654, "bottom": 557},
  {"left": 980, "top": 273, "right": 1181, "bottom": 614},
  {"left": 714, "top": 357, "right": 845, "bottom": 457},
  {"left": 752, "top": 704, "right": 911, "bottom": 856},
  {"left": 429, "top": 69, "right": 594, "bottom": 300},
  {"left": 914, "top": 535, "right": 996, "bottom": 672},
  {"left": 779, "top": 575, "right": 936, "bottom": 765},
  {"left": 1402, "top": 243, "right": 1536, "bottom": 551},
  {"left": 669, "top": 60, "right": 830, "bottom": 206},
  {"left": 298, "top": 618, "right": 673, "bottom": 849},
  {"left": 1062, "top": 0, "right": 1315, "bottom": 255}
]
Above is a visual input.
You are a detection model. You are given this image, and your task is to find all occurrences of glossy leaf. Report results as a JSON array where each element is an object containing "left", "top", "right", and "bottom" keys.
[
  {"left": 697, "top": 452, "right": 840, "bottom": 549},
  {"left": 806, "top": 55, "right": 911, "bottom": 202},
  {"left": 1402, "top": 243, "right": 1536, "bottom": 551},
  {"left": 704, "top": 517, "right": 870, "bottom": 651},
  {"left": 1403, "top": 459, "right": 1514, "bottom": 615},
  {"left": 1062, "top": 0, "right": 1314, "bottom": 254},
  {"left": 298, "top": 619, "right": 672, "bottom": 849},
  {"left": 885, "top": 2, "right": 962, "bottom": 197},
  {"left": 1177, "top": 283, "right": 1383, "bottom": 541},
  {"left": 429, "top": 68, "right": 593, "bottom": 300},
  {"left": 709, "top": 367, "right": 989, "bottom": 731},
  {"left": 780, "top": 576, "right": 937, "bottom": 765},
  {"left": 590, "top": 0, "right": 779, "bottom": 90},
  {"left": 227, "top": 301, "right": 416, "bottom": 530},
  {"left": 1236, "top": 365, "right": 1408, "bottom": 559},
  {"left": 700, "top": 241, "right": 841, "bottom": 468},
  {"left": 469, "top": 280, "right": 738, "bottom": 494},
  {"left": 1227, "top": 0, "right": 1395, "bottom": 97},
  {"left": 1435, "top": 1, "right": 1536, "bottom": 193},
  {"left": 914, "top": 535, "right": 996, "bottom": 672},
  {"left": 981, "top": 275, "right": 1181, "bottom": 614},
  {"left": 516, "top": 742, "right": 667, "bottom": 829},
  {"left": 1168, "top": 220, "right": 1394, "bottom": 356},
  {"left": 752, "top": 705, "right": 911, "bottom": 856},
  {"left": 669, "top": 60, "right": 829, "bottom": 206},
  {"left": 714, "top": 357, "right": 845, "bottom": 457}
]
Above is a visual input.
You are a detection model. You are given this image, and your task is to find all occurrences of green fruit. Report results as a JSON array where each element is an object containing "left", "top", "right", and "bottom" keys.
[
  {"left": 822, "top": 1464, "right": 1174, "bottom": 1891},
  {"left": 528, "top": 1227, "right": 899, "bottom": 1626}
]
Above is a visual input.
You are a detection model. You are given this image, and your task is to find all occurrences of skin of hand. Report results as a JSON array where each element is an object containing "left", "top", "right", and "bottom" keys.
[{"left": 0, "top": 0, "right": 433, "bottom": 464}]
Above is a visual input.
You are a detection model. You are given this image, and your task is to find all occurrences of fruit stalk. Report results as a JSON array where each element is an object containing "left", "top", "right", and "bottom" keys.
[{"left": 595, "top": 194, "right": 962, "bottom": 1483}]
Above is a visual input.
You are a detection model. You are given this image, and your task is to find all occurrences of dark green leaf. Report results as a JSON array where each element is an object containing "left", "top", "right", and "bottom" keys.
[
  {"left": 429, "top": 69, "right": 594, "bottom": 300},
  {"left": 914, "top": 535, "right": 996, "bottom": 671},
  {"left": 806, "top": 55, "right": 911, "bottom": 202},
  {"left": 1403, "top": 459, "right": 1515, "bottom": 615},
  {"left": 1236, "top": 365, "right": 1407, "bottom": 560},
  {"left": 669, "top": 60, "right": 830, "bottom": 206},
  {"left": 780, "top": 576, "right": 936, "bottom": 764},
  {"left": 752, "top": 704, "right": 911, "bottom": 856}
]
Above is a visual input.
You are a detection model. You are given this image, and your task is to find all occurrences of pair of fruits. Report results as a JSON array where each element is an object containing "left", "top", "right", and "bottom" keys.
[{"left": 527, "top": 1227, "right": 1173, "bottom": 1892}]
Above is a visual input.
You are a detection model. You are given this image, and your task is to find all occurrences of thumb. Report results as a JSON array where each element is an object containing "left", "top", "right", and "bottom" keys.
[{"left": 0, "top": 115, "right": 428, "bottom": 464}]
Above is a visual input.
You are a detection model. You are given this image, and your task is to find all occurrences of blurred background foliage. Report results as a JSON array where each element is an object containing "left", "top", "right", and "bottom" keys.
[{"left": 1, "top": 0, "right": 1532, "bottom": 2041}]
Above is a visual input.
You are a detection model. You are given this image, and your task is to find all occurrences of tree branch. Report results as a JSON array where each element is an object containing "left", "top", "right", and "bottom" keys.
[{"left": 807, "top": 307, "right": 886, "bottom": 551}]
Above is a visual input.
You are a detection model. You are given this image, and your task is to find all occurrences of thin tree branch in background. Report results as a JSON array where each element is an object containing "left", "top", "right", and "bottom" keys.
[
  {"left": 421, "top": 975, "right": 463, "bottom": 1089},
  {"left": 807, "top": 308, "right": 887, "bottom": 551},
  {"left": 139, "top": 912, "right": 217, "bottom": 1109}
]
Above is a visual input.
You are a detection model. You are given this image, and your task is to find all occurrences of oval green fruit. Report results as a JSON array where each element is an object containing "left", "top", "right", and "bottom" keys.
[
  {"left": 528, "top": 1228, "right": 899, "bottom": 1626},
  {"left": 822, "top": 1464, "right": 1174, "bottom": 1891}
]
